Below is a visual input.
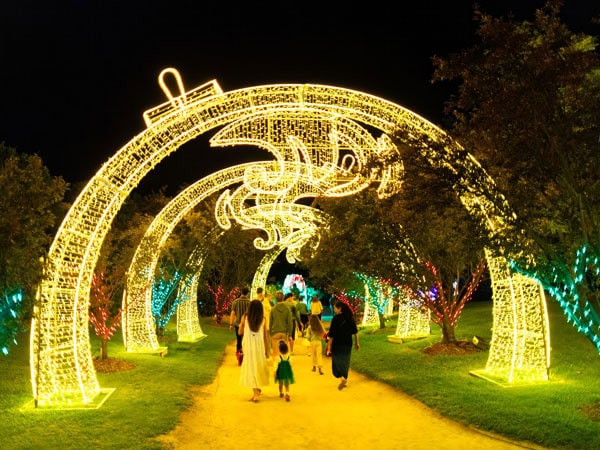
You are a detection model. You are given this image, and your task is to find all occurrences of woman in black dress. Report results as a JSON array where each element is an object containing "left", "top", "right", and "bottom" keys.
[{"left": 326, "top": 301, "right": 360, "bottom": 390}]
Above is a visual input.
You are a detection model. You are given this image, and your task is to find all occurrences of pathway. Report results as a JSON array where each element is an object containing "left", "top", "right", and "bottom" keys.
[{"left": 157, "top": 336, "right": 547, "bottom": 450}]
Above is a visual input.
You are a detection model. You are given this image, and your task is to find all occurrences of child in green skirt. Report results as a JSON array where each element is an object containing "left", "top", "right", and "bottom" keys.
[{"left": 274, "top": 340, "right": 295, "bottom": 401}]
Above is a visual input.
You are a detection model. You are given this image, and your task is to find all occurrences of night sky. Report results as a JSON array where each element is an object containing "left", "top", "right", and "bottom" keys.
[{"left": 1, "top": 1, "right": 597, "bottom": 194}]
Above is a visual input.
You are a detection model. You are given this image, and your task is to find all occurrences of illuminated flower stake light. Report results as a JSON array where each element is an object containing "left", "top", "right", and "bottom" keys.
[{"left": 31, "top": 68, "right": 549, "bottom": 408}]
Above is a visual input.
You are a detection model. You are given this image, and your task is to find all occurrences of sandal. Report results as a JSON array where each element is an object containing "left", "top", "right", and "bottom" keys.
[
  {"left": 279, "top": 393, "right": 284, "bottom": 398},
  {"left": 285, "top": 394, "right": 290, "bottom": 402},
  {"left": 338, "top": 379, "right": 347, "bottom": 390}
]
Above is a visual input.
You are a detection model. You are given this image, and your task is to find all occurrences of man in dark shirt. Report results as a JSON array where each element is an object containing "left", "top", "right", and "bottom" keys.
[{"left": 229, "top": 286, "right": 251, "bottom": 365}]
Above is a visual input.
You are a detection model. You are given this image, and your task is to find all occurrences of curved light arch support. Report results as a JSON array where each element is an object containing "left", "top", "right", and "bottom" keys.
[
  {"left": 124, "top": 162, "right": 281, "bottom": 352},
  {"left": 32, "top": 72, "right": 549, "bottom": 406},
  {"left": 176, "top": 276, "right": 205, "bottom": 343},
  {"left": 251, "top": 247, "right": 283, "bottom": 299},
  {"left": 173, "top": 228, "right": 227, "bottom": 343},
  {"left": 470, "top": 251, "right": 551, "bottom": 384},
  {"left": 362, "top": 284, "right": 381, "bottom": 327},
  {"left": 394, "top": 289, "right": 431, "bottom": 339},
  {"left": 249, "top": 212, "right": 328, "bottom": 299}
]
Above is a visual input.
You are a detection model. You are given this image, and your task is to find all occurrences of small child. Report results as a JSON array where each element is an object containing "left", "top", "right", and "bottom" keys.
[
  {"left": 304, "top": 314, "right": 326, "bottom": 375},
  {"left": 274, "top": 340, "right": 295, "bottom": 401}
]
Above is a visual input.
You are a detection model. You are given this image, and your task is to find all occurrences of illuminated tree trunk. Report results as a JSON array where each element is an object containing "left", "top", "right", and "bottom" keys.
[
  {"left": 440, "top": 316, "right": 457, "bottom": 345},
  {"left": 100, "top": 340, "right": 109, "bottom": 359},
  {"left": 207, "top": 284, "right": 239, "bottom": 325}
]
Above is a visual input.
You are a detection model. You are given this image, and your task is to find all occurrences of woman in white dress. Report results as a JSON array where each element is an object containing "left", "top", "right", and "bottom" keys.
[{"left": 238, "top": 300, "right": 270, "bottom": 402}]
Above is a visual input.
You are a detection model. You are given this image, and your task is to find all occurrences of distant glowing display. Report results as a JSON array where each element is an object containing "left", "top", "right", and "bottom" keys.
[
  {"left": 1, "top": 289, "right": 23, "bottom": 356},
  {"left": 31, "top": 68, "right": 549, "bottom": 407}
]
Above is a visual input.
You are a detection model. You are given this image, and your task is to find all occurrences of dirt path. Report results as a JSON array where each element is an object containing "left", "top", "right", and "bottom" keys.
[{"left": 157, "top": 338, "right": 546, "bottom": 450}]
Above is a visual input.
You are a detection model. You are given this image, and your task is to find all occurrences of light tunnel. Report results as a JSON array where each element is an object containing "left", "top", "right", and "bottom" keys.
[{"left": 31, "top": 69, "right": 550, "bottom": 406}]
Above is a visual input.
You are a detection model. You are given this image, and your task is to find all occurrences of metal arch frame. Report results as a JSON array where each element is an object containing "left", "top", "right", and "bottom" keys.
[{"left": 31, "top": 69, "right": 549, "bottom": 407}]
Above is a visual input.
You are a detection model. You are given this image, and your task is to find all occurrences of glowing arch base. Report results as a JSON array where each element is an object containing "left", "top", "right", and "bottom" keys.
[{"left": 31, "top": 71, "right": 550, "bottom": 406}]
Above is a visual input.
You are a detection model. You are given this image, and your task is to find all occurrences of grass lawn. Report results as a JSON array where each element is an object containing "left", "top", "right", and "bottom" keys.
[
  {"left": 352, "top": 299, "right": 600, "bottom": 450},
  {"left": 2, "top": 300, "right": 600, "bottom": 449},
  {"left": 0, "top": 317, "right": 233, "bottom": 450}
]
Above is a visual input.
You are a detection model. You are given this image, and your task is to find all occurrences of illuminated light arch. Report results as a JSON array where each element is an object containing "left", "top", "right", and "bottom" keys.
[
  {"left": 470, "top": 251, "right": 551, "bottom": 384},
  {"left": 362, "top": 288, "right": 381, "bottom": 327},
  {"left": 173, "top": 229, "right": 224, "bottom": 344},
  {"left": 359, "top": 276, "right": 392, "bottom": 328},
  {"left": 250, "top": 216, "right": 327, "bottom": 299},
  {"left": 392, "top": 288, "right": 431, "bottom": 340},
  {"left": 32, "top": 69, "right": 549, "bottom": 407},
  {"left": 124, "top": 161, "right": 328, "bottom": 352},
  {"left": 175, "top": 276, "right": 206, "bottom": 343},
  {"left": 171, "top": 226, "right": 229, "bottom": 343},
  {"left": 251, "top": 247, "right": 283, "bottom": 299},
  {"left": 145, "top": 202, "right": 327, "bottom": 348},
  {"left": 124, "top": 162, "right": 267, "bottom": 352}
]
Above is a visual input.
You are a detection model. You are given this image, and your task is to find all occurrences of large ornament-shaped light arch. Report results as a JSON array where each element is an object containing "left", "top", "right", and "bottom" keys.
[{"left": 31, "top": 69, "right": 549, "bottom": 406}]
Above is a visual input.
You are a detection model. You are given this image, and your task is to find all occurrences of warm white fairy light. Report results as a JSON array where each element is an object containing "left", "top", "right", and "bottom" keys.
[
  {"left": 176, "top": 275, "right": 206, "bottom": 343},
  {"left": 470, "top": 251, "right": 551, "bottom": 383},
  {"left": 393, "top": 288, "right": 431, "bottom": 339},
  {"left": 32, "top": 68, "right": 549, "bottom": 407},
  {"left": 124, "top": 166, "right": 328, "bottom": 352}
]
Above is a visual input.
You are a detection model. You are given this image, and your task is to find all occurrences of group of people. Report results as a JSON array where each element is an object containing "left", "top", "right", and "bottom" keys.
[{"left": 229, "top": 287, "right": 360, "bottom": 402}]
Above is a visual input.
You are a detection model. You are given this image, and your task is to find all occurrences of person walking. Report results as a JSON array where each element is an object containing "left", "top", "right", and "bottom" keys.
[
  {"left": 305, "top": 314, "right": 326, "bottom": 375},
  {"left": 255, "top": 287, "right": 272, "bottom": 332},
  {"left": 274, "top": 339, "right": 295, "bottom": 401},
  {"left": 309, "top": 294, "right": 323, "bottom": 320},
  {"left": 296, "top": 295, "right": 309, "bottom": 334},
  {"left": 238, "top": 300, "right": 270, "bottom": 402},
  {"left": 230, "top": 287, "right": 251, "bottom": 365},
  {"left": 269, "top": 291, "right": 293, "bottom": 362},
  {"left": 284, "top": 292, "right": 302, "bottom": 353},
  {"left": 326, "top": 301, "right": 359, "bottom": 390}
]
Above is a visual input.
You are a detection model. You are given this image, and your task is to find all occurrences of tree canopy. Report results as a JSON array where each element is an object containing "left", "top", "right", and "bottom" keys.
[
  {"left": 0, "top": 143, "right": 67, "bottom": 354},
  {"left": 0, "top": 143, "right": 68, "bottom": 310},
  {"left": 432, "top": 1, "right": 600, "bottom": 349}
]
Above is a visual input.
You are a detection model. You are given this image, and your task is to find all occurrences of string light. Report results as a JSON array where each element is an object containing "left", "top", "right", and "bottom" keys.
[
  {"left": 32, "top": 68, "right": 549, "bottom": 406},
  {"left": 1, "top": 289, "right": 23, "bottom": 356}
]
